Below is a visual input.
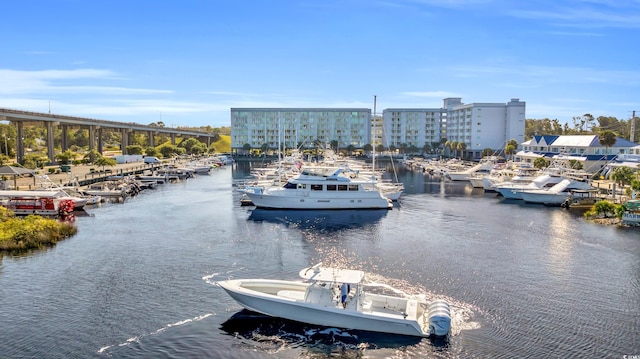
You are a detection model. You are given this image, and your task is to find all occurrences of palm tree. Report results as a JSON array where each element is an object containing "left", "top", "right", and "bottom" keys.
[
  {"left": 457, "top": 142, "right": 467, "bottom": 159},
  {"left": 448, "top": 141, "right": 458, "bottom": 158},
  {"left": 504, "top": 144, "right": 516, "bottom": 160},
  {"left": 598, "top": 130, "right": 617, "bottom": 161}
]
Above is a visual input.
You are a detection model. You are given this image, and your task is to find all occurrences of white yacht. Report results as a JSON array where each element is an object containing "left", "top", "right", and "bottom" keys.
[
  {"left": 241, "top": 167, "right": 393, "bottom": 210},
  {"left": 520, "top": 179, "right": 594, "bottom": 205},
  {"left": 217, "top": 264, "right": 451, "bottom": 338},
  {"left": 446, "top": 156, "right": 501, "bottom": 182},
  {"left": 495, "top": 174, "right": 565, "bottom": 200}
]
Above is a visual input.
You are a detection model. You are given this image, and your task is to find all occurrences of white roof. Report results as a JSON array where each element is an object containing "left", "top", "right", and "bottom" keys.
[
  {"left": 301, "top": 267, "right": 365, "bottom": 284},
  {"left": 548, "top": 135, "right": 596, "bottom": 147}
]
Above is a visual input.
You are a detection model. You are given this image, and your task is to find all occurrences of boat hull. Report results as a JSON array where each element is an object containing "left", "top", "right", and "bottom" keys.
[
  {"left": 243, "top": 190, "right": 392, "bottom": 210},
  {"left": 520, "top": 192, "right": 569, "bottom": 205},
  {"left": 218, "top": 279, "right": 426, "bottom": 337}
]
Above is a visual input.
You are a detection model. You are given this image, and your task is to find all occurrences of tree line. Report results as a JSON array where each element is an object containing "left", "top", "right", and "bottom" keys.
[{"left": 526, "top": 114, "right": 635, "bottom": 139}]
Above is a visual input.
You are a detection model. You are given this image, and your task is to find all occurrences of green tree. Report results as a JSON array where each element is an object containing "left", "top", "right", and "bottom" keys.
[
  {"left": 363, "top": 143, "right": 372, "bottom": 155},
  {"left": 584, "top": 200, "right": 618, "bottom": 219},
  {"left": 93, "top": 156, "right": 116, "bottom": 172},
  {"left": 126, "top": 145, "right": 144, "bottom": 155},
  {"left": 504, "top": 144, "right": 516, "bottom": 160},
  {"left": 598, "top": 130, "right": 617, "bottom": 160},
  {"left": 55, "top": 149, "right": 76, "bottom": 164},
  {"left": 83, "top": 149, "right": 101, "bottom": 164},
  {"left": 533, "top": 157, "right": 549, "bottom": 169},
  {"left": 457, "top": 142, "right": 467, "bottom": 159},
  {"left": 346, "top": 144, "right": 355, "bottom": 156},
  {"left": 610, "top": 166, "right": 635, "bottom": 187},
  {"left": 0, "top": 154, "right": 10, "bottom": 165},
  {"left": 330, "top": 140, "right": 339, "bottom": 152},
  {"left": 156, "top": 143, "right": 180, "bottom": 158},
  {"left": 242, "top": 143, "right": 252, "bottom": 154}
]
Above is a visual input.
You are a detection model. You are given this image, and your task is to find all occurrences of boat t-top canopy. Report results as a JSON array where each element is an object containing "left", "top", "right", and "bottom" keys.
[{"left": 300, "top": 265, "right": 365, "bottom": 284}]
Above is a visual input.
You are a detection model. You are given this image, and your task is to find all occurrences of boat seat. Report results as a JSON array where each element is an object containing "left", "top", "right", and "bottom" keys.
[
  {"left": 361, "top": 299, "right": 372, "bottom": 311},
  {"left": 277, "top": 290, "right": 305, "bottom": 301}
]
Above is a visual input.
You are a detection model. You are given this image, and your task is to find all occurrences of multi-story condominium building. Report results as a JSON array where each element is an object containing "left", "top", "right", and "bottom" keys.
[
  {"left": 442, "top": 98, "right": 525, "bottom": 158},
  {"left": 230, "top": 108, "right": 371, "bottom": 151},
  {"left": 231, "top": 99, "right": 525, "bottom": 158},
  {"left": 381, "top": 108, "right": 445, "bottom": 151},
  {"left": 380, "top": 98, "right": 524, "bottom": 158}
]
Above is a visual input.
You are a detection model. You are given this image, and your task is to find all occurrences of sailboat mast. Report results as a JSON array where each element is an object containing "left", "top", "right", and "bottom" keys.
[{"left": 373, "top": 95, "right": 376, "bottom": 172}]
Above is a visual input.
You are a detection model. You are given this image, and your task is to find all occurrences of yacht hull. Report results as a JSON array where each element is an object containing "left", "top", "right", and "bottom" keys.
[{"left": 243, "top": 191, "right": 392, "bottom": 209}]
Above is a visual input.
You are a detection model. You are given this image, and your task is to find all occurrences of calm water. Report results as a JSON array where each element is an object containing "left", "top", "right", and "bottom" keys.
[{"left": 0, "top": 162, "right": 639, "bottom": 358}]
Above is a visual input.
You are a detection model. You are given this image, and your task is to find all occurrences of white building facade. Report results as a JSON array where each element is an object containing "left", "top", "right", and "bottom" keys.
[
  {"left": 442, "top": 98, "right": 525, "bottom": 158},
  {"left": 231, "top": 98, "right": 525, "bottom": 158},
  {"left": 517, "top": 134, "right": 640, "bottom": 172},
  {"left": 230, "top": 108, "right": 371, "bottom": 151},
  {"left": 381, "top": 108, "right": 445, "bottom": 151}
]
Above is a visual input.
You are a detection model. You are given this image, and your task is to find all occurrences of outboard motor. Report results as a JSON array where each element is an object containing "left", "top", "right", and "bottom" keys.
[{"left": 427, "top": 299, "right": 451, "bottom": 337}]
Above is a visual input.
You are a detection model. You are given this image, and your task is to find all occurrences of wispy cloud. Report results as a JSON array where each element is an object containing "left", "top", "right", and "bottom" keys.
[
  {"left": 505, "top": 1, "right": 640, "bottom": 28},
  {"left": 0, "top": 69, "right": 171, "bottom": 95},
  {"left": 449, "top": 64, "right": 640, "bottom": 86}
]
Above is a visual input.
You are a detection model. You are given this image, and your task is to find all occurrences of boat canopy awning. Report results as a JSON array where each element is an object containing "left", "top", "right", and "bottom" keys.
[
  {"left": 552, "top": 154, "right": 587, "bottom": 161},
  {"left": 303, "top": 267, "right": 365, "bottom": 284}
]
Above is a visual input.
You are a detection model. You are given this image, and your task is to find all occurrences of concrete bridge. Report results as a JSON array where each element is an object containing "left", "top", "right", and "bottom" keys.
[{"left": 0, "top": 108, "right": 218, "bottom": 163}]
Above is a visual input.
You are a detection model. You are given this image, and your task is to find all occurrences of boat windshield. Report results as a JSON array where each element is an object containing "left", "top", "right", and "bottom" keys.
[{"left": 282, "top": 181, "right": 297, "bottom": 189}]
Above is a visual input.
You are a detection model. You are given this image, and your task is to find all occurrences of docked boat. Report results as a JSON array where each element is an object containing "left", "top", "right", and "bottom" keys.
[
  {"left": 0, "top": 191, "right": 75, "bottom": 216},
  {"left": 560, "top": 189, "right": 603, "bottom": 209},
  {"left": 216, "top": 264, "right": 451, "bottom": 338},
  {"left": 0, "top": 189, "right": 88, "bottom": 210},
  {"left": 520, "top": 178, "right": 594, "bottom": 206},
  {"left": 496, "top": 173, "right": 565, "bottom": 200},
  {"left": 446, "top": 156, "right": 501, "bottom": 182},
  {"left": 241, "top": 167, "right": 393, "bottom": 210}
]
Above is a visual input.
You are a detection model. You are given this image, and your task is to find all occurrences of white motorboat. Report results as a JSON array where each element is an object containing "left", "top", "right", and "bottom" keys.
[
  {"left": 446, "top": 156, "right": 500, "bottom": 182},
  {"left": 495, "top": 173, "right": 565, "bottom": 200},
  {"left": 241, "top": 167, "right": 393, "bottom": 210},
  {"left": 520, "top": 179, "right": 594, "bottom": 205},
  {"left": 216, "top": 264, "right": 451, "bottom": 338}
]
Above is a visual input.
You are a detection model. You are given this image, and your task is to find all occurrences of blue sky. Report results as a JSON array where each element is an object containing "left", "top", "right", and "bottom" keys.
[{"left": 1, "top": 0, "right": 639, "bottom": 128}]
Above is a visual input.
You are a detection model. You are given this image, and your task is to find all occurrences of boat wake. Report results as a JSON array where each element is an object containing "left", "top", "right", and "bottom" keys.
[
  {"left": 363, "top": 272, "right": 481, "bottom": 336},
  {"left": 96, "top": 313, "right": 213, "bottom": 355},
  {"left": 220, "top": 309, "right": 426, "bottom": 354}
]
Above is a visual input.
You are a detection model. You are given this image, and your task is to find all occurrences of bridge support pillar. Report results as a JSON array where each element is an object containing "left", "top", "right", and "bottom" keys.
[
  {"left": 61, "top": 124, "right": 69, "bottom": 152},
  {"left": 88, "top": 126, "right": 96, "bottom": 153},
  {"left": 16, "top": 121, "right": 24, "bottom": 164},
  {"left": 47, "top": 121, "right": 55, "bottom": 163},
  {"left": 97, "top": 128, "right": 104, "bottom": 154},
  {"left": 148, "top": 131, "right": 155, "bottom": 147},
  {"left": 170, "top": 133, "right": 176, "bottom": 145},
  {"left": 121, "top": 128, "right": 129, "bottom": 155}
]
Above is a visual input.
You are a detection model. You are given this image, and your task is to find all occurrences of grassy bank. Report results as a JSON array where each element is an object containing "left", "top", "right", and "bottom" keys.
[{"left": 0, "top": 207, "right": 77, "bottom": 253}]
